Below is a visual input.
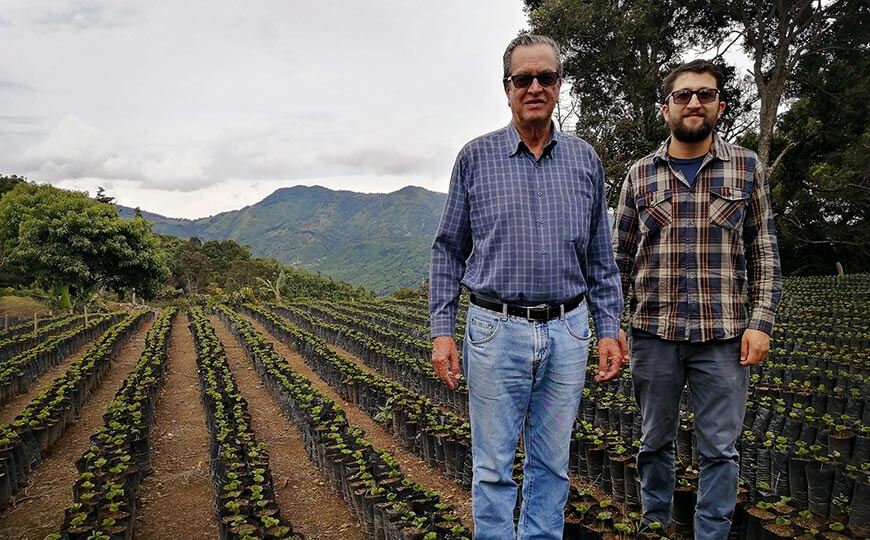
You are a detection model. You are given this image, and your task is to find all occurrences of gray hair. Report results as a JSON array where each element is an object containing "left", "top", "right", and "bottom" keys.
[{"left": 502, "top": 34, "right": 562, "bottom": 79}]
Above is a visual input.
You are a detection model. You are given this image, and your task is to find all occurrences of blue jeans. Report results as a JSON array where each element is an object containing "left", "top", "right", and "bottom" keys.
[
  {"left": 462, "top": 302, "right": 590, "bottom": 540},
  {"left": 630, "top": 335, "right": 748, "bottom": 540}
]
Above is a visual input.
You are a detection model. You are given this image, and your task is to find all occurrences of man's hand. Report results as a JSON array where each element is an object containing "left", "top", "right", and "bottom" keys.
[
  {"left": 740, "top": 328, "right": 771, "bottom": 366},
  {"left": 432, "top": 336, "right": 461, "bottom": 389},
  {"left": 618, "top": 329, "right": 629, "bottom": 364},
  {"left": 595, "top": 336, "right": 625, "bottom": 383}
]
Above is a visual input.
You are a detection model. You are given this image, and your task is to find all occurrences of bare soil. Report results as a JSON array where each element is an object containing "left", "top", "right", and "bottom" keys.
[
  {"left": 0, "top": 318, "right": 154, "bottom": 540},
  {"left": 209, "top": 314, "right": 364, "bottom": 539},
  {"left": 136, "top": 314, "right": 218, "bottom": 540},
  {"left": 241, "top": 311, "right": 474, "bottom": 528}
]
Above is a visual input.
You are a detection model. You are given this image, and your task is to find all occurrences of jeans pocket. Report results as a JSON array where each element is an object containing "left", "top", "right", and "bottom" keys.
[
  {"left": 466, "top": 312, "right": 500, "bottom": 345},
  {"left": 564, "top": 306, "right": 592, "bottom": 341}
]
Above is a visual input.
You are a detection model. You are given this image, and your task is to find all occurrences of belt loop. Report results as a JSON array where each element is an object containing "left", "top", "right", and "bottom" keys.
[
  {"left": 501, "top": 302, "right": 508, "bottom": 321},
  {"left": 526, "top": 306, "right": 532, "bottom": 320},
  {"left": 560, "top": 303, "right": 565, "bottom": 321}
]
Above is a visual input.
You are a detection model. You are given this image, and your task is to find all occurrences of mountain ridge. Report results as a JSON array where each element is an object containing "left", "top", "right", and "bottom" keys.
[{"left": 119, "top": 185, "right": 446, "bottom": 294}]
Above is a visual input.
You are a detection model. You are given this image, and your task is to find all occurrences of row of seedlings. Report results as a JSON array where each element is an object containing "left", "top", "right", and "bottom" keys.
[
  {"left": 0, "top": 313, "right": 92, "bottom": 360},
  {"left": 50, "top": 307, "right": 177, "bottom": 540},
  {"left": 294, "top": 302, "right": 431, "bottom": 362},
  {"left": 187, "top": 307, "right": 299, "bottom": 539},
  {"left": 216, "top": 304, "right": 470, "bottom": 539},
  {"left": 0, "top": 310, "right": 149, "bottom": 509},
  {"left": 350, "top": 298, "right": 468, "bottom": 337},
  {"left": 0, "top": 313, "right": 71, "bottom": 341},
  {"left": 0, "top": 312, "right": 124, "bottom": 405},
  {"left": 330, "top": 301, "right": 456, "bottom": 344},
  {"left": 243, "top": 303, "right": 473, "bottom": 491},
  {"left": 733, "top": 277, "right": 870, "bottom": 538},
  {"left": 270, "top": 303, "right": 468, "bottom": 418}
]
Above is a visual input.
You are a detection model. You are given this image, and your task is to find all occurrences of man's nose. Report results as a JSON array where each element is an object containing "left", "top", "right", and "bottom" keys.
[{"left": 528, "top": 77, "right": 544, "bottom": 93}]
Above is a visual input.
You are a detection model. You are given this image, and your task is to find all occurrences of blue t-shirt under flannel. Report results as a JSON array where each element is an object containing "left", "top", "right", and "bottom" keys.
[{"left": 669, "top": 155, "right": 705, "bottom": 186}]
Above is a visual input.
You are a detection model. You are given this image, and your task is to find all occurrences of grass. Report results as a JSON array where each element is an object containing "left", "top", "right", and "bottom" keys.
[{"left": 0, "top": 295, "right": 53, "bottom": 318}]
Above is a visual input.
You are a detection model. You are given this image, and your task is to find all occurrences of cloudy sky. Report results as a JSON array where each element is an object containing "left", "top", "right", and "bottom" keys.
[{"left": 1, "top": 1, "right": 530, "bottom": 218}]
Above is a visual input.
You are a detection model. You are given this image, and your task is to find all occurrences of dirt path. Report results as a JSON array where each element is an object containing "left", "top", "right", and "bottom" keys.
[
  {"left": 0, "top": 319, "right": 154, "bottom": 540},
  {"left": 241, "top": 312, "right": 474, "bottom": 527},
  {"left": 210, "top": 314, "right": 364, "bottom": 540},
  {"left": 0, "top": 334, "right": 101, "bottom": 425},
  {"left": 136, "top": 315, "right": 217, "bottom": 540}
]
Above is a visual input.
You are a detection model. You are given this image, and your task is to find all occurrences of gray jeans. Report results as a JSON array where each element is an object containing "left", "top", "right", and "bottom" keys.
[{"left": 630, "top": 334, "right": 749, "bottom": 540}]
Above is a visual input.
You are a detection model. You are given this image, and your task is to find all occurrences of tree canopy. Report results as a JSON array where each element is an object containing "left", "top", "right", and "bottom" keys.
[
  {"left": 525, "top": 0, "right": 754, "bottom": 202},
  {"left": 0, "top": 182, "right": 168, "bottom": 306}
]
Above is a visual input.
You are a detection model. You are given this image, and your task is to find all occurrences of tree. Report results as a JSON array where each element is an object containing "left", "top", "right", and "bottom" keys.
[
  {"left": 0, "top": 183, "right": 168, "bottom": 307},
  {"left": 525, "top": 0, "right": 753, "bottom": 202},
  {"left": 95, "top": 186, "right": 115, "bottom": 205},
  {"left": 256, "top": 268, "right": 287, "bottom": 303},
  {"left": 0, "top": 175, "right": 26, "bottom": 198},
  {"left": 709, "top": 0, "right": 864, "bottom": 171},
  {"left": 768, "top": 16, "right": 870, "bottom": 275}
]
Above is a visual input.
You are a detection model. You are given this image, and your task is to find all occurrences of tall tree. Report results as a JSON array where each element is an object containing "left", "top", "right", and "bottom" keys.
[
  {"left": 525, "top": 0, "right": 749, "bottom": 201},
  {"left": 768, "top": 13, "right": 869, "bottom": 275},
  {"left": 0, "top": 183, "right": 168, "bottom": 307},
  {"left": 711, "top": 0, "right": 863, "bottom": 171}
]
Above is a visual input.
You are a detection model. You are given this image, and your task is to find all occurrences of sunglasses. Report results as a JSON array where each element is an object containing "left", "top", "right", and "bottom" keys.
[
  {"left": 503, "top": 71, "right": 561, "bottom": 89},
  {"left": 668, "top": 87, "right": 720, "bottom": 105}
]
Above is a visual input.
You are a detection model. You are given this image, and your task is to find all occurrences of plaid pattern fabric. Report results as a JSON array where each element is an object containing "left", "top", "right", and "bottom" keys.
[
  {"left": 430, "top": 123, "right": 623, "bottom": 339},
  {"left": 613, "top": 134, "right": 782, "bottom": 342}
]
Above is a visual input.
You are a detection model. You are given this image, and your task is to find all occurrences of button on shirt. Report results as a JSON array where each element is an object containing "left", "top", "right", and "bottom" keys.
[
  {"left": 429, "top": 123, "right": 623, "bottom": 339},
  {"left": 612, "top": 134, "right": 782, "bottom": 342}
]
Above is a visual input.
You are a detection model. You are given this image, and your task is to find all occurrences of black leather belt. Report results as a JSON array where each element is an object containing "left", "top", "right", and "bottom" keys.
[{"left": 469, "top": 293, "right": 584, "bottom": 321}]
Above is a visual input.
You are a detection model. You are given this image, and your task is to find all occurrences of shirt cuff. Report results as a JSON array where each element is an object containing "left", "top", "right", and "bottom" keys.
[
  {"left": 430, "top": 317, "right": 456, "bottom": 340},
  {"left": 595, "top": 322, "right": 620, "bottom": 341},
  {"left": 748, "top": 311, "right": 775, "bottom": 336}
]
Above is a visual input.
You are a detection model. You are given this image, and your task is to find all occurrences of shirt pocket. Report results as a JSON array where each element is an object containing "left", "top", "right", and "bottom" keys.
[
  {"left": 709, "top": 186, "right": 750, "bottom": 231},
  {"left": 561, "top": 190, "right": 593, "bottom": 245},
  {"left": 635, "top": 190, "right": 673, "bottom": 234}
]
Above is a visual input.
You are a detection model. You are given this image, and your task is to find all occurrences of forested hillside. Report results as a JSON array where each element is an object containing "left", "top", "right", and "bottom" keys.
[{"left": 120, "top": 185, "right": 446, "bottom": 294}]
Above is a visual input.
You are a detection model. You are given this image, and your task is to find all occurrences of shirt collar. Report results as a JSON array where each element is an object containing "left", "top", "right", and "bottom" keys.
[
  {"left": 653, "top": 132, "right": 731, "bottom": 164},
  {"left": 506, "top": 122, "right": 559, "bottom": 159}
]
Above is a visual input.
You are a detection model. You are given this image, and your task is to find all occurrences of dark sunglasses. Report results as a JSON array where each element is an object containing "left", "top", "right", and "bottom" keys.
[
  {"left": 668, "top": 87, "right": 720, "bottom": 105},
  {"left": 503, "top": 71, "right": 561, "bottom": 89}
]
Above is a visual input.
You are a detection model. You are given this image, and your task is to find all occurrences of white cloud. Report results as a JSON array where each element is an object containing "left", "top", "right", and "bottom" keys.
[{"left": 0, "top": 0, "right": 528, "bottom": 216}]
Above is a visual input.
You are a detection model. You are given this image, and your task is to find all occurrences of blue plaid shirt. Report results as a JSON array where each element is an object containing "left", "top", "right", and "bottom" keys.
[{"left": 429, "top": 123, "right": 623, "bottom": 339}]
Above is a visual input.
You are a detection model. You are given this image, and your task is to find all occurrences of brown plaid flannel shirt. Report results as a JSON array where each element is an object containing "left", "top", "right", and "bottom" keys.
[{"left": 612, "top": 134, "right": 782, "bottom": 342}]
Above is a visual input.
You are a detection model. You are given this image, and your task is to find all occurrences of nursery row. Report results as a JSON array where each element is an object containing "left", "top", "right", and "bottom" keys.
[
  {"left": 217, "top": 304, "right": 471, "bottom": 539},
  {"left": 0, "top": 312, "right": 124, "bottom": 406},
  {"left": 0, "top": 310, "right": 149, "bottom": 510},
  {"left": 51, "top": 307, "right": 177, "bottom": 539},
  {"left": 188, "top": 306, "right": 299, "bottom": 539}
]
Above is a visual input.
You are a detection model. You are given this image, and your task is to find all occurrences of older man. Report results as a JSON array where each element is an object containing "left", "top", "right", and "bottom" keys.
[
  {"left": 613, "top": 59, "right": 782, "bottom": 539},
  {"left": 429, "top": 34, "right": 625, "bottom": 539}
]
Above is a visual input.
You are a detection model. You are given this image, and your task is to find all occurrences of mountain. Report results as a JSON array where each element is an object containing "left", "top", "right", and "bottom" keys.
[{"left": 119, "top": 185, "right": 446, "bottom": 294}]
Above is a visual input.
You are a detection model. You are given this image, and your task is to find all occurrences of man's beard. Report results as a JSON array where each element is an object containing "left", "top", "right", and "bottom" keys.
[{"left": 671, "top": 114, "right": 717, "bottom": 143}]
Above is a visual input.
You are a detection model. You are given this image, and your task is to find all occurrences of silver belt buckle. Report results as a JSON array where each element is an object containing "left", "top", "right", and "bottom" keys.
[{"left": 527, "top": 303, "right": 548, "bottom": 320}]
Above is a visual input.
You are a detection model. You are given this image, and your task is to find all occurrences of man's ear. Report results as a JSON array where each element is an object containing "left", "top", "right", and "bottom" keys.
[{"left": 717, "top": 101, "right": 727, "bottom": 119}]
